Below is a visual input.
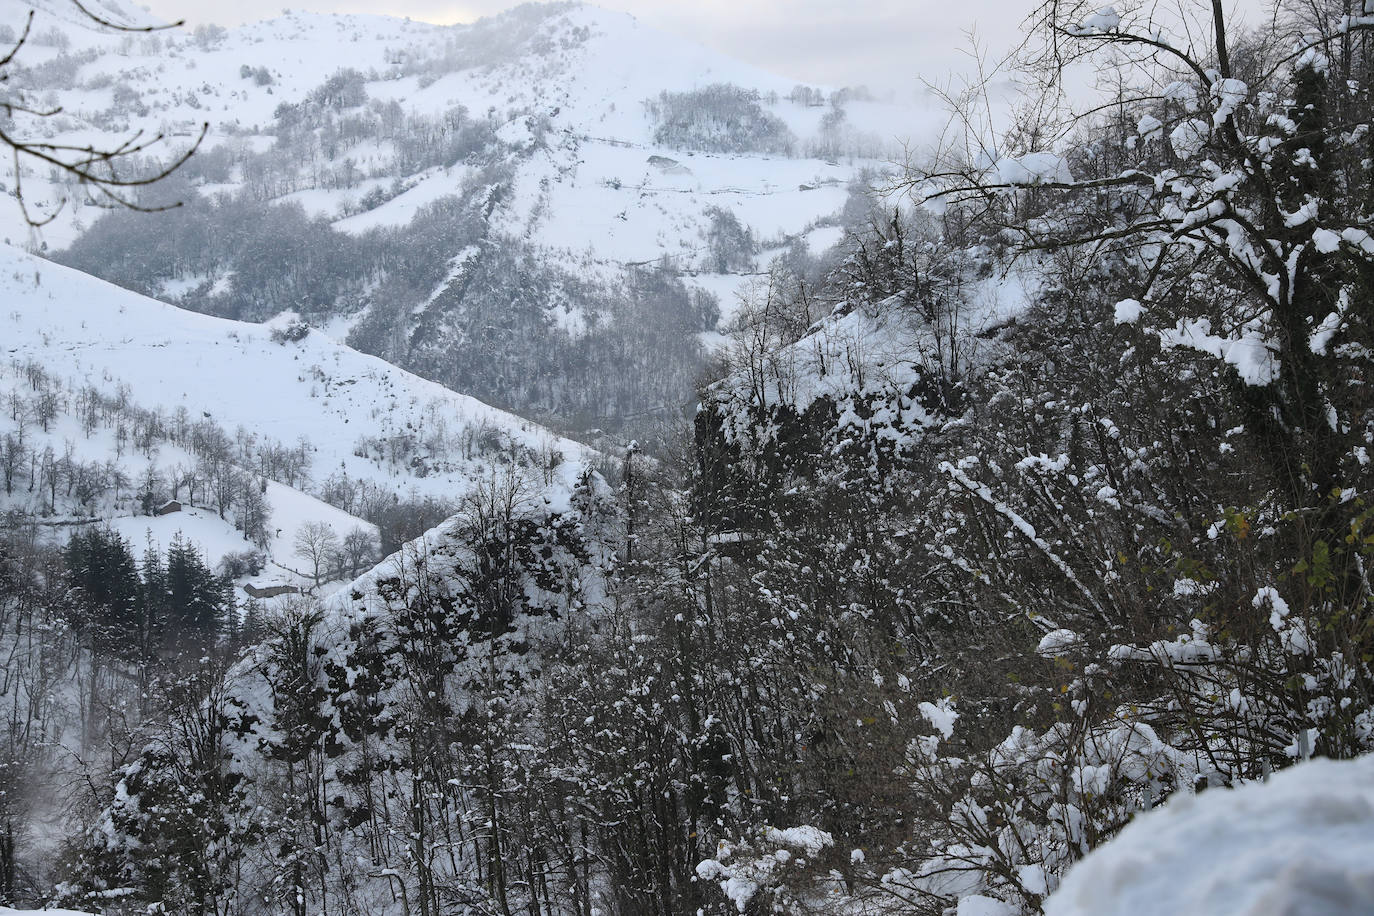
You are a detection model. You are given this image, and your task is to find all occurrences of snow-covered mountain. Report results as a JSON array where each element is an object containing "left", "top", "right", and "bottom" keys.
[
  {"left": 0, "top": 240, "right": 593, "bottom": 593},
  {"left": 6, "top": 0, "right": 929, "bottom": 249},
  {"left": 2, "top": 0, "right": 942, "bottom": 431}
]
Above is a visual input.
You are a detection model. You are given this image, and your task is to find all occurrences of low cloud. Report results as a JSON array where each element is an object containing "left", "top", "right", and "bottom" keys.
[{"left": 140, "top": 0, "right": 1031, "bottom": 94}]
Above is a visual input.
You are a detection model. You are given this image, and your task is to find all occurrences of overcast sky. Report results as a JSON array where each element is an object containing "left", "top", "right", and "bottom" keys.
[{"left": 138, "top": 0, "right": 1037, "bottom": 97}]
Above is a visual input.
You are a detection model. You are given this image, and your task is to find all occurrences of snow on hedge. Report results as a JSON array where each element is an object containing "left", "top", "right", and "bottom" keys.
[
  {"left": 1045, "top": 755, "right": 1374, "bottom": 916},
  {"left": 697, "top": 825, "right": 835, "bottom": 912}
]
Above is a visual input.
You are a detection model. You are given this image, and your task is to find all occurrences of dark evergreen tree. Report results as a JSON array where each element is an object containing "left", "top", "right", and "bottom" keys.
[
  {"left": 64, "top": 527, "right": 143, "bottom": 645},
  {"left": 165, "top": 534, "right": 231, "bottom": 648},
  {"left": 138, "top": 539, "right": 169, "bottom": 665}
]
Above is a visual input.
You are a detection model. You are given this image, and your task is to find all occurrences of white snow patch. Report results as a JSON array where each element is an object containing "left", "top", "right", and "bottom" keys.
[
  {"left": 1157, "top": 318, "right": 1276, "bottom": 386},
  {"left": 919, "top": 697, "right": 959, "bottom": 739},
  {"left": 1114, "top": 298, "right": 1144, "bottom": 324},
  {"left": 958, "top": 896, "right": 1019, "bottom": 916},
  {"left": 1075, "top": 8, "right": 1121, "bottom": 33},
  {"left": 1312, "top": 228, "right": 1342, "bottom": 253},
  {"left": 1169, "top": 119, "right": 1210, "bottom": 159},
  {"left": 1036, "top": 629, "right": 1083, "bottom": 658},
  {"left": 1211, "top": 78, "right": 1248, "bottom": 124},
  {"left": 763, "top": 825, "right": 833, "bottom": 856},
  {"left": 1045, "top": 755, "right": 1374, "bottom": 916}
]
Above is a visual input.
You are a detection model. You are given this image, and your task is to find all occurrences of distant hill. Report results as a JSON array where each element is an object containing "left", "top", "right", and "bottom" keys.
[{"left": 0, "top": 0, "right": 941, "bottom": 432}]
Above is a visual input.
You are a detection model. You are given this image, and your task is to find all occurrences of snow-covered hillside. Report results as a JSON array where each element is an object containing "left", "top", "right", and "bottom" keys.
[
  {"left": 0, "top": 0, "right": 954, "bottom": 435},
  {"left": 4, "top": 0, "right": 934, "bottom": 307},
  {"left": 5, "top": 0, "right": 928, "bottom": 251},
  {"left": 0, "top": 241, "right": 593, "bottom": 592}
]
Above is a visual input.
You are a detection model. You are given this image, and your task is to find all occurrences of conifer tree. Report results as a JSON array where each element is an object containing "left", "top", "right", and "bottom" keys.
[{"left": 165, "top": 534, "right": 230, "bottom": 648}]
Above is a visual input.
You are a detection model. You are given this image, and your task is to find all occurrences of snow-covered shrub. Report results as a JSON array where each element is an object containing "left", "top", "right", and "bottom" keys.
[
  {"left": 307, "top": 68, "right": 367, "bottom": 111},
  {"left": 192, "top": 23, "right": 227, "bottom": 50},
  {"left": 697, "top": 826, "right": 836, "bottom": 913},
  {"left": 268, "top": 316, "right": 310, "bottom": 344},
  {"left": 238, "top": 64, "right": 273, "bottom": 86},
  {"left": 218, "top": 548, "right": 266, "bottom": 578},
  {"left": 647, "top": 84, "right": 797, "bottom": 156}
]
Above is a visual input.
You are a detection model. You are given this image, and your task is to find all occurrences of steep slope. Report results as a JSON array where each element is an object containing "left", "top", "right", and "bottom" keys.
[
  {"left": 61, "top": 447, "right": 618, "bottom": 916},
  {"left": 0, "top": 240, "right": 594, "bottom": 589},
  {"left": 0, "top": 231, "right": 604, "bottom": 908}
]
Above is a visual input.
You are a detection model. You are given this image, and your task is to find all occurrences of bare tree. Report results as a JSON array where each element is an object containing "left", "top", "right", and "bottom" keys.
[
  {"left": 339, "top": 525, "right": 378, "bottom": 579},
  {"left": 0, "top": 431, "right": 24, "bottom": 496},
  {"left": 294, "top": 521, "right": 338, "bottom": 588},
  {"left": 0, "top": 1, "right": 206, "bottom": 226}
]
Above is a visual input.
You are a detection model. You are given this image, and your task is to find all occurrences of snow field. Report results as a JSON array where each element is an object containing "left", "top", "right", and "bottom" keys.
[{"left": 6, "top": 0, "right": 938, "bottom": 324}]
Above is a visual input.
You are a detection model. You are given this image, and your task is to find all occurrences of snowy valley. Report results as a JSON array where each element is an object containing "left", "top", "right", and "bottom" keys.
[{"left": 2, "top": 0, "right": 1374, "bottom": 914}]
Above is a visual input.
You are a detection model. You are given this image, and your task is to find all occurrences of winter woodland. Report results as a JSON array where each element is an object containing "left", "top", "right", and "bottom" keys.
[{"left": 1, "top": 0, "right": 1373, "bottom": 913}]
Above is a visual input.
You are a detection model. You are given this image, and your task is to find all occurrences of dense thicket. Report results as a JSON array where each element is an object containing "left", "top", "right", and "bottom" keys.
[
  {"left": 672, "top": 0, "right": 1374, "bottom": 909},
  {"left": 646, "top": 84, "right": 798, "bottom": 155}
]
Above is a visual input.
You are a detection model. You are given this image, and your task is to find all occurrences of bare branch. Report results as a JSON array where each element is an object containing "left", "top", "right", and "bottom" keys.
[
  {"left": 0, "top": 2, "right": 203, "bottom": 228},
  {"left": 0, "top": 11, "right": 34, "bottom": 70},
  {"left": 68, "top": 0, "right": 184, "bottom": 33}
]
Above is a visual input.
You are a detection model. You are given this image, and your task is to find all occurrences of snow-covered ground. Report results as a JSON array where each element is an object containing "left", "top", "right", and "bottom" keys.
[
  {"left": 4, "top": 0, "right": 943, "bottom": 313},
  {"left": 0, "top": 241, "right": 593, "bottom": 592},
  {"left": 0, "top": 243, "right": 589, "bottom": 486},
  {"left": 1045, "top": 755, "right": 1374, "bottom": 916}
]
